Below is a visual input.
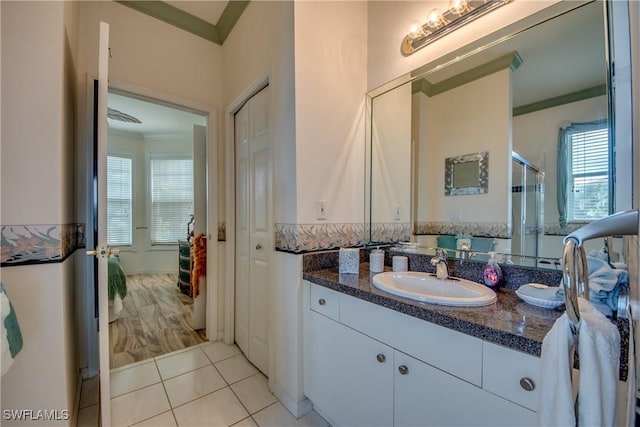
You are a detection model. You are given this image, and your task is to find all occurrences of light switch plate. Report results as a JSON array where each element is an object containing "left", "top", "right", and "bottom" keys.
[{"left": 317, "top": 200, "right": 327, "bottom": 220}]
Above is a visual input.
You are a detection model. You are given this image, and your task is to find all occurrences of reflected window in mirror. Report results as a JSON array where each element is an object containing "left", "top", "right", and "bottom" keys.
[{"left": 557, "top": 119, "right": 610, "bottom": 227}]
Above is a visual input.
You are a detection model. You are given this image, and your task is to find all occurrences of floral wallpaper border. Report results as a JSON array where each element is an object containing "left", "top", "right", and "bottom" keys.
[
  {"left": 413, "top": 221, "right": 511, "bottom": 239},
  {"left": 1, "top": 224, "right": 85, "bottom": 267},
  {"left": 544, "top": 222, "right": 589, "bottom": 236},
  {"left": 274, "top": 222, "right": 411, "bottom": 253}
]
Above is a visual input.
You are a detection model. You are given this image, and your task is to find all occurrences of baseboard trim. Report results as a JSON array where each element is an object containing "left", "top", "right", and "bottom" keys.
[{"left": 272, "top": 382, "right": 312, "bottom": 418}]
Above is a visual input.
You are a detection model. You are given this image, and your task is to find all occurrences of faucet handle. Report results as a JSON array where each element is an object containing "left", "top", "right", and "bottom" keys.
[{"left": 435, "top": 248, "right": 448, "bottom": 261}]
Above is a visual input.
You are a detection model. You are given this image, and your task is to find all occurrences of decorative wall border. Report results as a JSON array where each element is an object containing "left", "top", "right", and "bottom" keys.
[
  {"left": 413, "top": 221, "right": 511, "bottom": 239},
  {"left": 275, "top": 223, "right": 365, "bottom": 254},
  {"left": 544, "top": 222, "right": 589, "bottom": 236},
  {"left": 274, "top": 223, "right": 411, "bottom": 254},
  {"left": 1, "top": 224, "right": 86, "bottom": 267},
  {"left": 369, "top": 223, "right": 412, "bottom": 244}
]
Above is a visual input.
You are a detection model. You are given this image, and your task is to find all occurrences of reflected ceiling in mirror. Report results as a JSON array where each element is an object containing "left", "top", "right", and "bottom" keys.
[{"left": 366, "top": 1, "right": 620, "bottom": 269}]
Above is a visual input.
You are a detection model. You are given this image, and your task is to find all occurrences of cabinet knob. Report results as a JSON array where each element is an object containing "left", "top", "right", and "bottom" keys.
[
  {"left": 398, "top": 365, "right": 409, "bottom": 375},
  {"left": 520, "top": 377, "right": 536, "bottom": 391},
  {"left": 256, "top": 244, "right": 262, "bottom": 250},
  {"left": 376, "top": 354, "right": 386, "bottom": 363},
  {"left": 318, "top": 298, "right": 326, "bottom": 306}
]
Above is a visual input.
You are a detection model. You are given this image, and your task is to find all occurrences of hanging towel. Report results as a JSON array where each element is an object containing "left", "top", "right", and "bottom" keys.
[
  {"left": 1, "top": 283, "right": 23, "bottom": 376},
  {"left": 559, "top": 255, "right": 628, "bottom": 316},
  {"left": 538, "top": 310, "right": 574, "bottom": 426},
  {"left": 538, "top": 298, "right": 620, "bottom": 427},
  {"left": 191, "top": 233, "right": 207, "bottom": 298}
]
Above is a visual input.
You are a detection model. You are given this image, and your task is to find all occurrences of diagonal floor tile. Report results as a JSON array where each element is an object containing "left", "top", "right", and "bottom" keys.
[
  {"left": 110, "top": 383, "right": 170, "bottom": 427},
  {"left": 163, "top": 365, "right": 227, "bottom": 408},
  {"left": 215, "top": 353, "right": 259, "bottom": 384},
  {"left": 230, "top": 373, "right": 277, "bottom": 414},
  {"left": 172, "top": 387, "right": 248, "bottom": 427}
]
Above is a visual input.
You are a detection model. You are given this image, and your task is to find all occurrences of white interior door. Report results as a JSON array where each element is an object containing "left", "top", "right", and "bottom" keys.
[
  {"left": 94, "top": 21, "right": 112, "bottom": 427},
  {"left": 234, "top": 86, "right": 270, "bottom": 375},
  {"left": 193, "top": 124, "right": 207, "bottom": 330}
]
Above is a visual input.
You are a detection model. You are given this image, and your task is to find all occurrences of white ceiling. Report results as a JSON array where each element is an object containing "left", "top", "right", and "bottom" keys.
[
  {"left": 165, "top": 1, "right": 229, "bottom": 25},
  {"left": 421, "top": 1, "right": 605, "bottom": 107},
  {"left": 107, "top": 92, "right": 207, "bottom": 137}
]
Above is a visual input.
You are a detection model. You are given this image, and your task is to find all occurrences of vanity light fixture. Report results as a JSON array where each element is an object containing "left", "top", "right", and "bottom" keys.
[{"left": 401, "top": 0, "right": 514, "bottom": 56}]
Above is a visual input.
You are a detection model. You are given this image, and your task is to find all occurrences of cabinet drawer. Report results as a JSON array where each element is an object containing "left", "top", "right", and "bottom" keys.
[
  {"left": 310, "top": 285, "right": 340, "bottom": 321},
  {"left": 482, "top": 342, "right": 540, "bottom": 411}
]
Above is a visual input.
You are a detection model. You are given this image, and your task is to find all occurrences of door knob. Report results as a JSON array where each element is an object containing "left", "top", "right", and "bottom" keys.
[
  {"left": 86, "top": 249, "right": 97, "bottom": 256},
  {"left": 108, "top": 248, "right": 120, "bottom": 256}
]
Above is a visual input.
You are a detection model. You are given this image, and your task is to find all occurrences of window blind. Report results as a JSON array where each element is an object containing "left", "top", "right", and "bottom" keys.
[
  {"left": 107, "top": 155, "right": 133, "bottom": 246},
  {"left": 150, "top": 158, "right": 193, "bottom": 244},
  {"left": 568, "top": 127, "right": 609, "bottom": 221}
]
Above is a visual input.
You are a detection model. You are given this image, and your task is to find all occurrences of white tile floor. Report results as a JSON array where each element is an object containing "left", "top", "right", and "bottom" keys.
[{"left": 77, "top": 341, "right": 329, "bottom": 427}]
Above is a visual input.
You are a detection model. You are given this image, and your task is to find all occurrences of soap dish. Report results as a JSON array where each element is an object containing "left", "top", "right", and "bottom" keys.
[{"left": 515, "top": 288, "right": 565, "bottom": 309}]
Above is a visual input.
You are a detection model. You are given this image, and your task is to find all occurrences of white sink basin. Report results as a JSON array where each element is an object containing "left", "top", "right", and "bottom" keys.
[{"left": 372, "top": 271, "right": 497, "bottom": 307}]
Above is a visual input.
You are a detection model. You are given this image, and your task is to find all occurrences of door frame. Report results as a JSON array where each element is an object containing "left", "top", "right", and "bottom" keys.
[
  {"left": 83, "top": 79, "right": 220, "bottom": 372},
  {"left": 223, "top": 69, "right": 271, "bottom": 353}
]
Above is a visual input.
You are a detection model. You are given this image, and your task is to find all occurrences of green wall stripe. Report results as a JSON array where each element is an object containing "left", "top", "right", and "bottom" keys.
[
  {"left": 217, "top": 1, "right": 250, "bottom": 44},
  {"left": 429, "top": 52, "right": 522, "bottom": 96},
  {"left": 512, "top": 84, "right": 607, "bottom": 116},
  {"left": 413, "top": 52, "right": 522, "bottom": 97},
  {"left": 116, "top": 1, "right": 224, "bottom": 45}
]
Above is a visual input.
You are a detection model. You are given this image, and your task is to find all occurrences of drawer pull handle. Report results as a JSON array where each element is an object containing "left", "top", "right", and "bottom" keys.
[
  {"left": 318, "top": 298, "right": 326, "bottom": 306},
  {"left": 376, "top": 354, "right": 386, "bottom": 363},
  {"left": 520, "top": 377, "right": 536, "bottom": 391},
  {"left": 398, "top": 365, "right": 409, "bottom": 375}
]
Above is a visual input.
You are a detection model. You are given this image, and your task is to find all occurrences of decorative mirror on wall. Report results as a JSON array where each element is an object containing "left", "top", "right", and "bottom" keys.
[
  {"left": 444, "top": 152, "right": 488, "bottom": 196},
  {"left": 365, "top": 1, "right": 633, "bottom": 269}
]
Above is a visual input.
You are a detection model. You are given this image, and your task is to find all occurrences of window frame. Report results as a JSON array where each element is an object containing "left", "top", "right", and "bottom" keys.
[
  {"left": 147, "top": 154, "right": 194, "bottom": 247},
  {"left": 106, "top": 153, "right": 135, "bottom": 247},
  {"left": 566, "top": 123, "right": 610, "bottom": 223}
]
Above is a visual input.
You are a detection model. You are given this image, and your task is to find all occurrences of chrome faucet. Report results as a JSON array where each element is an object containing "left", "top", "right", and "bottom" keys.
[{"left": 431, "top": 248, "right": 450, "bottom": 280}]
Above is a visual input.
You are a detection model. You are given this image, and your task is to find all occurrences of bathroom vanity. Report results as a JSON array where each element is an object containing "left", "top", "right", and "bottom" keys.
[{"left": 302, "top": 252, "right": 630, "bottom": 427}]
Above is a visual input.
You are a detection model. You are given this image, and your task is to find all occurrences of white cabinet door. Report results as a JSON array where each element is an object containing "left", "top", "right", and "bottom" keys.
[
  {"left": 306, "top": 310, "right": 394, "bottom": 427},
  {"left": 394, "top": 351, "right": 536, "bottom": 427}
]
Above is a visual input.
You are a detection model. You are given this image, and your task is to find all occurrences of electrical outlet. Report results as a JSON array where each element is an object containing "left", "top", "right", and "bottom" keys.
[
  {"left": 394, "top": 204, "right": 401, "bottom": 221},
  {"left": 317, "top": 200, "right": 327, "bottom": 220}
]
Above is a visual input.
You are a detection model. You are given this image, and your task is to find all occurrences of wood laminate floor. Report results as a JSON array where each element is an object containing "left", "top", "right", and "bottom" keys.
[{"left": 109, "top": 273, "right": 206, "bottom": 369}]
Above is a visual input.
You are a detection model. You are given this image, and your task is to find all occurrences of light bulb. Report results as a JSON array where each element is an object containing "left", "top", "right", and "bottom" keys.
[
  {"left": 449, "top": 0, "right": 470, "bottom": 15},
  {"left": 426, "top": 8, "right": 442, "bottom": 29},
  {"left": 407, "top": 20, "right": 424, "bottom": 39}
]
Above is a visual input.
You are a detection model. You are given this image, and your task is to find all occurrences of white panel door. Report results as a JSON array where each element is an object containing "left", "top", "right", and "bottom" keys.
[
  {"left": 234, "top": 86, "right": 270, "bottom": 375},
  {"left": 94, "top": 21, "right": 112, "bottom": 427},
  {"left": 235, "top": 102, "right": 250, "bottom": 356}
]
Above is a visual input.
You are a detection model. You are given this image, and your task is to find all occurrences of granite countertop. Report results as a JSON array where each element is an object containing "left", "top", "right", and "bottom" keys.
[{"left": 303, "top": 260, "right": 629, "bottom": 381}]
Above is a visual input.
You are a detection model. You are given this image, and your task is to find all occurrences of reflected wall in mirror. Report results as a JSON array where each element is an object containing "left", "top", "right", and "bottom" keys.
[{"left": 366, "top": 1, "right": 629, "bottom": 268}]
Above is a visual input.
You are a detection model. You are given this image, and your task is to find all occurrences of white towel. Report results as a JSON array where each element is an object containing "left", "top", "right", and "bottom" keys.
[{"left": 538, "top": 298, "right": 620, "bottom": 427}]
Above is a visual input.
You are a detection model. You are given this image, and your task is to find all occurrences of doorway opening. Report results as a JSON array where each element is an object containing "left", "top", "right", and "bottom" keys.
[{"left": 105, "top": 90, "right": 209, "bottom": 369}]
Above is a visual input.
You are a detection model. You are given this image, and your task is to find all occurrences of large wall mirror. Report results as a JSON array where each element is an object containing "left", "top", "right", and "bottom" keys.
[{"left": 366, "top": 1, "right": 633, "bottom": 269}]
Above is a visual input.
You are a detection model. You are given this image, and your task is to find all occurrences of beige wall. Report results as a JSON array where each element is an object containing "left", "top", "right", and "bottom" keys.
[
  {"left": 294, "top": 1, "right": 367, "bottom": 224},
  {"left": 1, "top": 1, "right": 80, "bottom": 424},
  {"left": 417, "top": 69, "right": 512, "bottom": 225}
]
